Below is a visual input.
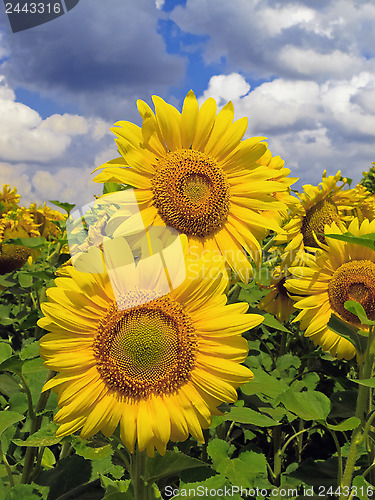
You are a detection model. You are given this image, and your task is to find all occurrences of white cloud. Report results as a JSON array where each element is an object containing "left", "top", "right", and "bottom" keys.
[
  {"left": 170, "top": 0, "right": 375, "bottom": 80},
  {"left": 198, "top": 72, "right": 375, "bottom": 186},
  {"left": 0, "top": 77, "right": 114, "bottom": 207},
  {"left": 257, "top": 5, "right": 316, "bottom": 36},
  {"left": 198, "top": 73, "right": 250, "bottom": 105},
  {"left": 279, "top": 47, "right": 364, "bottom": 78}
]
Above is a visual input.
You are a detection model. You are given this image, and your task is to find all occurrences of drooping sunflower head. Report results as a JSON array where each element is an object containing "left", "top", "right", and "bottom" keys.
[
  {"left": 277, "top": 171, "right": 364, "bottom": 261},
  {"left": 94, "top": 90, "right": 291, "bottom": 283},
  {"left": 39, "top": 243, "right": 263, "bottom": 456},
  {"left": 286, "top": 218, "right": 375, "bottom": 360}
]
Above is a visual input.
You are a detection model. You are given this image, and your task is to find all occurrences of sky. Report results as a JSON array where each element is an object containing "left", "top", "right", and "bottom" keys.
[{"left": 0, "top": 0, "right": 375, "bottom": 208}]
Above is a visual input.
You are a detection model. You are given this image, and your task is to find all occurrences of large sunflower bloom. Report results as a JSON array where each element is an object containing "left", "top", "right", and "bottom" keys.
[
  {"left": 285, "top": 218, "right": 375, "bottom": 360},
  {"left": 275, "top": 171, "right": 363, "bottom": 264},
  {"left": 93, "top": 91, "right": 290, "bottom": 283},
  {"left": 38, "top": 241, "right": 263, "bottom": 456}
]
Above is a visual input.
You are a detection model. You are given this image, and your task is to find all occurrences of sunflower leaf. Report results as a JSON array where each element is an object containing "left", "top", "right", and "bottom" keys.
[
  {"left": 344, "top": 300, "right": 375, "bottom": 326},
  {"left": 0, "top": 355, "right": 24, "bottom": 376},
  {"left": 49, "top": 200, "right": 76, "bottom": 216},
  {"left": 13, "top": 422, "right": 61, "bottom": 447},
  {"left": 277, "top": 389, "right": 331, "bottom": 421},
  {"left": 327, "top": 314, "right": 368, "bottom": 354},
  {"left": 4, "top": 237, "right": 46, "bottom": 248},
  {"left": 0, "top": 411, "right": 25, "bottom": 437},
  {"left": 350, "top": 378, "right": 375, "bottom": 388},
  {"left": 144, "top": 450, "right": 208, "bottom": 483},
  {"left": 325, "top": 231, "right": 375, "bottom": 250},
  {"left": 325, "top": 417, "right": 361, "bottom": 431},
  {"left": 219, "top": 406, "right": 281, "bottom": 427}
]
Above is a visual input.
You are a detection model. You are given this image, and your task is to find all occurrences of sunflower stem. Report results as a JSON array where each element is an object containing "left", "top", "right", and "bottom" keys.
[
  {"left": 131, "top": 446, "right": 148, "bottom": 500},
  {"left": 21, "top": 370, "right": 54, "bottom": 484},
  {"left": 340, "top": 326, "right": 375, "bottom": 499}
]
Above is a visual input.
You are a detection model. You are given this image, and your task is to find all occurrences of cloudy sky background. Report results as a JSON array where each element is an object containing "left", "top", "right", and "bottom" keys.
[{"left": 0, "top": 0, "right": 374, "bottom": 207}]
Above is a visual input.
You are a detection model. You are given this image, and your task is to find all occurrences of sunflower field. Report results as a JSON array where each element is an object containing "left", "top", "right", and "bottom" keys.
[{"left": 1, "top": 92, "right": 375, "bottom": 500}]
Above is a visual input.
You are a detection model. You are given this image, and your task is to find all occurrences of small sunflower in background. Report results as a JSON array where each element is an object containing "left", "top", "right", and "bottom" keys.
[
  {"left": 258, "top": 251, "right": 297, "bottom": 323},
  {"left": 38, "top": 238, "right": 263, "bottom": 456},
  {"left": 275, "top": 171, "right": 363, "bottom": 264},
  {"left": 93, "top": 91, "right": 292, "bottom": 283},
  {"left": 0, "top": 184, "right": 21, "bottom": 214},
  {"left": 285, "top": 218, "right": 375, "bottom": 360},
  {"left": 0, "top": 207, "right": 40, "bottom": 274},
  {"left": 28, "top": 203, "right": 66, "bottom": 240}
]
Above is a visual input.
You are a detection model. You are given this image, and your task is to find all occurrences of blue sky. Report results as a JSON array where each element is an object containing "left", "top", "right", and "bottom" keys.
[{"left": 1, "top": 0, "right": 375, "bottom": 206}]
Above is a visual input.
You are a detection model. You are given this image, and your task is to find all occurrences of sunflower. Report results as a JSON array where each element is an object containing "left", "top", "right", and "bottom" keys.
[
  {"left": 93, "top": 91, "right": 290, "bottom": 283},
  {"left": 275, "top": 171, "right": 363, "bottom": 264},
  {"left": 351, "top": 184, "right": 375, "bottom": 222},
  {"left": 38, "top": 238, "right": 263, "bottom": 456},
  {"left": 285, "top": 218, "right": 375, "bottom": 360},
  {"left": 28, "top": 203, "right": 66, "bottom": 240},
  {"left": 0, "top": 207, "right": 39, "bottom": 274},
  {"left": 0, "top": 184, "right": 20, "bottom": 214},
  {"left": 258, "top": 253, "right": 296, "bottom": 323}
]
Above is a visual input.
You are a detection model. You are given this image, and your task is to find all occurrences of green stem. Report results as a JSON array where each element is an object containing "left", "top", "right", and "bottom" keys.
[
  {"left": 20, "top": 373, "right": 36, "bottom": 424},
  {"left": 262, "top": 236, "right": 275, "bottom": 253},
  {"left": 279, "top": 427, "right": 314, "bottom": 458},
  {"left": 59, "top": 441, "right": 72, "bottom": 460},
  {"left": 0, "top": 442, "right": 15, "bottom": 487},
  {"left": 340, "top": 326, "right": 375, "bottom": 500},
  {"left": 130, "top": 447, "right": 148, "bottom": 500},
  {"left": 227, "top": 283, "right": 241, "bottom": 303},
  {"left": 21, "top": 370, "right": 55, "bottom": 484},
  {"left": 327, "top": 429, "right": 342, "bottom": 486}
]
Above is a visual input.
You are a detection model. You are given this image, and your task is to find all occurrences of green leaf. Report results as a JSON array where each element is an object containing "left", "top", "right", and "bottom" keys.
[
  {"left": 329, "top": 390, "right": 358, "bottom": 419},
  {"left": 41, "top": 447, "right": 56, "bottom": 469},
  {"left": 49, "top": 200, "right": 75, "bottom": 216},
  {"left": 325, "top": 231, "right": 375, "bottom": 250},
  {"left": 144, "top": 450, "right": 208, "bottom": 483},
  {"left": 0, "top": 411, "right": 25, "bottom": 437},
  {"left": 72, "top": 437, "right": 113, "bottom": 460},
  {"left": 103, "top": 182, "right": 126, "bottom": 194},
  {"left": 261, "top": 313, "right": 292, "bottom": 333},
  {"left": 350, "top": 378, "right": 375, "bottom": 387},
  {"left": 34, "top": 455, "right": 92, "bottom": 500},
  {"left": 13, "top": 422, "right": 61, "bottom": 447},
  {"left": 101, "top": 477, "right": 132, "bottom": 500},
  {"left": 344, "top": 300, "right": 375, "bottom": 325},
  {"left": 0, "top": 343, "right": 12, "bottom": 364},
  {"left": 278, "top": 390, "right": 331, "bottom": 421},
  {"left": 241, "top": 368, "right": 288, "bottom": 399},
  {"left": 4, "top": 237, "right": 46, "bottom": 248},
  {"left": 17, "top": 273, "right": 33, "bottom": 288},
  {"left": 327, "top": 313, "right": 368, "bottom": 354},
  {"left": 178, "top": 475, "right": 243, "bottom": 500},
  {"left": 0, "top": 356, "right": 23, "bottom": 375},
  {"left": 0, "top": 374, "right": 22, "bottom": 396},
  {"left": 207, "top": 439, "right": 270, "bottom": 489},
  {"left": 275, "top": 354, "right": 301, "bottom": 372},
  {"left": 352, "top": 475, "right": 374, "bottom": 500},
  {"left": 325, "top": 417, "right": 361, "bottom": 431},
  {"left": 4, "top": 484, "right": 41, "bottom": 500},
  {"left": 20, "top": 341, "right": 40, "bottom": 361},
  {"left": 221, "top": 406, "right": 281, "bottom": 427}
]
